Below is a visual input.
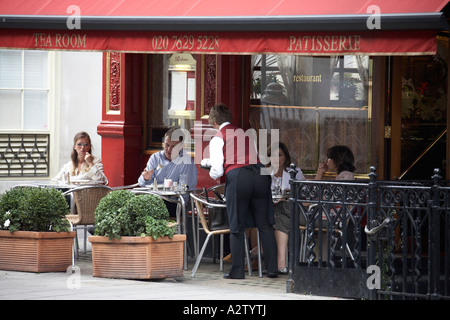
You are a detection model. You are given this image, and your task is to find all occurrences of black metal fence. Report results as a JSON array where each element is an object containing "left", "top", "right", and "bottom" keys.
[{"left": 287, "top": 165, "right": 450, "bottom": 300}]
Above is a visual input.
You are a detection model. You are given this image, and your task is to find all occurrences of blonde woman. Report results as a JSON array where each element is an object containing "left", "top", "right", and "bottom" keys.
[{"left": 55, "top": 131, "right": 108, "bottom": 185}]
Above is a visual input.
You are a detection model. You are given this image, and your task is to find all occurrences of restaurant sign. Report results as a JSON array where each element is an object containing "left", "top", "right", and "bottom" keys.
[{"left": 0, "top": 29, "right": 437, "bottom": 55}]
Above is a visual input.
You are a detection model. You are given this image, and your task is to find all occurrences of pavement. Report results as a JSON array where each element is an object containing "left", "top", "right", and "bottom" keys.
[{"left": 0, "top": 231, "right": 344, "bottom": 305}]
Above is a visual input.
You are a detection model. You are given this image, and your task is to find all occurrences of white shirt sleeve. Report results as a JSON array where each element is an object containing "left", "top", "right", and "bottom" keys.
[
  {"left": 138, "top": 153, "right": 159, "bottom": 187},
  {"left": 209, "top": 135, "right": 225, "bottom": 180},
  {"left": 76, "top": 157, "right": 108, "bottom": 185}
]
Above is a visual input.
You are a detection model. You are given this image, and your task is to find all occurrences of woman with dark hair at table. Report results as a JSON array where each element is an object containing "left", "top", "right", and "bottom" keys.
[
  {"left": 268, "top": 142, "right": 305, "bottom": 274},
  {"left": 315, "top": 145, "right": 356, "bottom": 181}
]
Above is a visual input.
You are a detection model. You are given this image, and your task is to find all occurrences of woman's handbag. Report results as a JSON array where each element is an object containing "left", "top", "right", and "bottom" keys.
[{"left": 204, "top": 188, "right": 229, "bottom": 231}]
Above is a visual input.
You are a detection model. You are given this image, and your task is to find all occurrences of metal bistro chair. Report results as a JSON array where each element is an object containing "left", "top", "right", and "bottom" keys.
[
  {"left": 63, "top": 185, "right": 113, "bottom": 258},
  {"left": 111, "top": 183, "right": 139, "bottom": 190},
  {"left": 300, "top": 204, "right": 355, "bottom": 263},
  {"left": 190, "top": 192, "right": 256, "bottom": 278},
  {"left": 190, "top": 184, "right": 226, "bottom": 259}
]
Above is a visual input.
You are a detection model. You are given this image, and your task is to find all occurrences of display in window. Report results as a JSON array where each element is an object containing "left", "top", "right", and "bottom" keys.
[{"left": 168, "top": 53, "right": 196, "bottom": 118}]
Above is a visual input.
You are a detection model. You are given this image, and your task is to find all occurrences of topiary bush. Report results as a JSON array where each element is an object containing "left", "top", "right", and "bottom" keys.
[
  {"left": 122, "top": 194, "right": 170, "bottom": 237},
  {"left": 93, "top": 190, "right": 135, "bottom": 238},
  {"left": 94, "top": 190, "right": 175, "bottom": 240},
  {"left": 0, "top": 187, "right": 70, "bottom": 232}
]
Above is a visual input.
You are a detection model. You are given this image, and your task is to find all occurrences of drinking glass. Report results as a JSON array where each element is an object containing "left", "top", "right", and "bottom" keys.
[
  {"left": 179, "top": 174, "right": 187, "bottom": 191},
  {"left": 164, "top": 178, "right": 172, "bottom": 191}
]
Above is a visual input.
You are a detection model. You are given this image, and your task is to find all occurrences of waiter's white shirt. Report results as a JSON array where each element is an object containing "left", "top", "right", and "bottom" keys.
[{"left": 208, "top": 122, "right": 230, "bottom": 180}]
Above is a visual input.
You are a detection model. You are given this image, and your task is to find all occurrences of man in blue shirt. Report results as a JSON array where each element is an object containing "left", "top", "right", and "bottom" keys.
[{"left": 138, "top": 126, "right": 197, "bottom": 190}]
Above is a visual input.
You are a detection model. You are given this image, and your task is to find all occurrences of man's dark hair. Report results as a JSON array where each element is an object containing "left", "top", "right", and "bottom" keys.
[
  {"left": 208, "top": 103, "right": 232, "bottom": 126},
  {"left": 164, "top": 126, "right": 183, "bottom": 142}
]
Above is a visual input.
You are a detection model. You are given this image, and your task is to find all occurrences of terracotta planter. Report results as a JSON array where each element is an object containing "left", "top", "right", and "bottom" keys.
[
  {"left": 89, "top": 234, "right": 186, "bottom": 279},
  {"left": 0, "top": 230, "right": 76, "bottom": 273}
]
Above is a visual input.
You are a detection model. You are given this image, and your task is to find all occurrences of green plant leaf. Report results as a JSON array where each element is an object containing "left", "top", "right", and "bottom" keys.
[{"left": 93, "top": 190, "right": 174, "bottom": 240}]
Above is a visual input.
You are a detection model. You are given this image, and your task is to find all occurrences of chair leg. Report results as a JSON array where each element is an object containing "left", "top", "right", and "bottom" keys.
[
  {"left": 244, "top": 232, "right": 252, "bottom": 276},
  {"left": 73, "top": 230, "right": 79, "bottom": 259},
  {"left": 83, "top": 226, "right": 87, "bottom": 254},
  {"left": 219, "top": 234, "right": 224, "bottom": 271},
  {"left": 212, "top": 234, "right": 216, "bottom": 264},
  {"left": 190, "top": 199, "right": 198, "bottom": 259},
  {"left": 191, "top": 233, "right": 213, "bottom": 278},
  {"left": 299, "top": 229, "right": 306, "bottom": 262},
  {"left": 69, "top": 222, "right": 75, "bottom": 265},
  {"left": 335, "top": 229, "right": 355, "bottom": 261},
  {"left": 346, "top": 244, "right": 355, "bottom": 261},
  {"left": 256, "top": 230, "right": 262, "bottom": 278}
]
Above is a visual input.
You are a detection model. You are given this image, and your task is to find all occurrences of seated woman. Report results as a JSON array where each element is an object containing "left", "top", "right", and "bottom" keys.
[
  {"left": 268, "top": 142, "right": 305, "bottom": 274},
  {"left": 315, "top": 145, "right": 356, "bottom": 181},
  {"left": 54, "top": 131, "right": 108, "bottom": 185},
  {"left": 313, "top": 145, "right": 356, "bottom": 261}
]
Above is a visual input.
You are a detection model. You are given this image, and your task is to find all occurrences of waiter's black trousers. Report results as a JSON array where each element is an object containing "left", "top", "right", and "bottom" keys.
[{"left": 225, "top": 165, "right": 278, "bottom": 278}]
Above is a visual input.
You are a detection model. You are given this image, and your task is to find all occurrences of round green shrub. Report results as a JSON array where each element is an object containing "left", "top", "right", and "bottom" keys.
[
  {"left": 94, "top": 190, "right": 174, "bottom": 240},
  {"left": 123, "top": 194, "right": 170, "bottom": 237},
  {"left": 0, "top": 187, "right": 70, "bottom": 232},
  {"left": 94, "top": 190, "right": 135, "bottom": 239}
]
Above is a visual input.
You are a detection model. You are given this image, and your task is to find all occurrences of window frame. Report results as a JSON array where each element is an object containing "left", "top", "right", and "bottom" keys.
[{"left": 0, "top": 49, "right": 57, "bottom": 178}]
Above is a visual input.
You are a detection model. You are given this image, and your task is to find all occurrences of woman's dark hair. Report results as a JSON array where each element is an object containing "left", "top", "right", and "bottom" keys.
[
  {"left": 327, "top": 145, "right": 356, "bottom": 174},
  {"left": 267, "top": 142, "right": 292, "bottom": 171}
]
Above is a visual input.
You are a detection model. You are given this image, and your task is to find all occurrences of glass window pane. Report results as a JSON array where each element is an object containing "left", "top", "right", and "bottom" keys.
[
  {"left": 0, "top": 50, "right": 22, "bottom": 88},
  {"left": 147, "top": 54, "right": 196, "bottom": 150},
  {"left": 24, "top": 51, "right": 48, "bottom": 88},
  {"left": 24, "top": 90, "right": 48, "bottom": 130},
  {"left": 330, "top": 72, "right": 340, "bottom": 101},
  {"left": 344, "top": 55, "right": 357, "bottom": 68},
  {"left": 342, "top": 72, "right": 360, "bottom": 102},
  {"left": 250, "top": 55, "right": 371, "bottom": 176},
  {"left": 0, "top": 89, "right": 21, "bottom": 129}
]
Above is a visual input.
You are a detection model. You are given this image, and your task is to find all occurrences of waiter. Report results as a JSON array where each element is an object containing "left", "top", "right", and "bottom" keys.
[{"left": 206, "top": 103, "right": 278, "bottom": 279}]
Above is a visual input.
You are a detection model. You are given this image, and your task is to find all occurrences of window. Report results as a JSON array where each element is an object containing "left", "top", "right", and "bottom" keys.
[
  {"left": 0, "top": 50, "right": 51, "bottom": 177},
  {"left": 146, "top": 53, "right": 196, "bottom": 151},
  {"left": 330, "top": 56, "right": 369, "bottom": 107},
  {"left": 399, "top": 38, "right": 448, "bottom": 179},
  {"left": 250, "top": 55, "right": 371, "bottom": 176},
  {"left": 0, "top": 50, "right": 49, "bottom": 131}
]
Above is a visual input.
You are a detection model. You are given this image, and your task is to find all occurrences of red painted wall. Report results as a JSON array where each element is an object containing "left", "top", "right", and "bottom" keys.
[{"left": 98, "top": 53, "right": 143, "bottom": 187}]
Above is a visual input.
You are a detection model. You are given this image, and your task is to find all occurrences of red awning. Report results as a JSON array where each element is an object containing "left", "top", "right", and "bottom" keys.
[
  {"left": 0, "top": 0, "right": 448, "bottom": 55},
  {"left": 1, "top": 0, "right": 448, "bottom": 16}
]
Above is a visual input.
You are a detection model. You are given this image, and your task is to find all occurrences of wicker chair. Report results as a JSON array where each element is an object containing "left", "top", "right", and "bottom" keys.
[{"left": 63, "top": 185, "right": 112, "bottom": 258}]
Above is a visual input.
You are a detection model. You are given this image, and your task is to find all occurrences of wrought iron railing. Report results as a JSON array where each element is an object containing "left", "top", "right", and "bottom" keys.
[
  {"left": 0, "top": 134, "right": 49, "bottom": 177},
  {"left": 287, "top": 165, "right": 450, "bottom": 300}
]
